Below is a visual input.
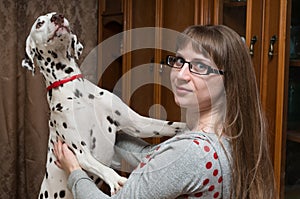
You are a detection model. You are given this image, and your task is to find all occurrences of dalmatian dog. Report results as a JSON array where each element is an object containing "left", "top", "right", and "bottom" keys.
[{"left": 22, "top": 12, "right": 186, "bottom": 199}]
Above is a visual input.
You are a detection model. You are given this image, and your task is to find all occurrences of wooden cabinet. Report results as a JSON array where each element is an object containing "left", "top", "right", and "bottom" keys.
[
  {"left": 98, "top": 0, "right": 292, "bottom": 198},
  {"left": 203, "top": 1, "right": 291, "bottom": 198},
  {"left": 99, "top": 0, "right": 204, "bottom": 144},
  {"left": 284, "top": 0, "right": 300, "bottom": 198}
]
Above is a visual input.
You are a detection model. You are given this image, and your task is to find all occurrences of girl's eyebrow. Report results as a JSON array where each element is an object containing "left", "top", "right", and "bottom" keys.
[
  {"left": 176, "top": 52, "right": 212, "bottom": 65},
  {"left": 175, "top": 52, "right": 183, "bottom": 57}
]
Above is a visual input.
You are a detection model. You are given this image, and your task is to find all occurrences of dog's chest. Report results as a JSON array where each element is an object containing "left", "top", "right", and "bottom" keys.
[{"left": 48, "top": 80, "right": 116, "bottom": 165}]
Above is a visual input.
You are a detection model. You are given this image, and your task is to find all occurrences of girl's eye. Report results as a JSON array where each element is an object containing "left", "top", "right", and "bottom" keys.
[
  {"left": 191, "top": 62, "right": 208, "bottom": 73},
  {"left": 196, "top": 63, "right": 207, "bottom": 69},
  {"left": 36, "top": 21, "right": 45, "bottom": 29},
  {"left": 176, "top": 57, "right": 185, "bottom": 64}
]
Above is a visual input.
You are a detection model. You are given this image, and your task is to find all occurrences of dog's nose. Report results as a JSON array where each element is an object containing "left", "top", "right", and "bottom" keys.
[{"left": 51, "top": 13, "right": 64, "bottom": 25}]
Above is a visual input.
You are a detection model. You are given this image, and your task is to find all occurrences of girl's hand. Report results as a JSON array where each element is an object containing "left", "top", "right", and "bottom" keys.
[{"left": 53, "top": 140, "right": 82, "bottom": 175}]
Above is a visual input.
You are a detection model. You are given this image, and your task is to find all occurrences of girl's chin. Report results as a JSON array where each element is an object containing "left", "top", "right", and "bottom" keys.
[{"left": 174, "top": 97, "right": 199, "bottom": 109}]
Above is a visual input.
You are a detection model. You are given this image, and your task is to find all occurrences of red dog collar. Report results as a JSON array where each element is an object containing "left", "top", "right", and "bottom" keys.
[{"left": 47, "top": 74, "right": 83, "bottom": 91}]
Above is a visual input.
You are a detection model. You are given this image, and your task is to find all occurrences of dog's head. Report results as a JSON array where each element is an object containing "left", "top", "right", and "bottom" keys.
[{"left": 22, "top": 12, "right": 83, "bottom": 75}]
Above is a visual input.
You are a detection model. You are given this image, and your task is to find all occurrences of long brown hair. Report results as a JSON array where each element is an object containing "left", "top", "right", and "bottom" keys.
[{"left": 177, "top": 25, "right": 276, "bottom": 198}]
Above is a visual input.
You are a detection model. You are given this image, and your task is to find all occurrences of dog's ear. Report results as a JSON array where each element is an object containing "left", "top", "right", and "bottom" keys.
[
  {"left": 21, "top": 35, "right": 36, "bottom": 75},
  {"left": 69, "top": 33, "right": 83, "bottom": 60}
]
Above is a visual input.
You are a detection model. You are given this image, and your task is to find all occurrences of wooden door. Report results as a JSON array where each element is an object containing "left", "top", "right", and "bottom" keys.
[
  {"left": 122, "top": 0, "right": 206, "bottom": 143},
  {"left": 123, "top": 0, "right": 156, "bottom": 118},
  {"left": 212, "top": 0, "right": 289, "bottom": 197},
  {"left": 158, "top": 0, "right": 201, "bottom": 123},
  {"left": 259, "top": 0, "right": 289, "bottom": 197}
]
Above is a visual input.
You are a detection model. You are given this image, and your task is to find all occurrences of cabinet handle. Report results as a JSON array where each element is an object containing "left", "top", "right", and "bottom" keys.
[
  {"left": 159, "top": 60, "right": 165, "bottom": 74},
  {"left": 150, "top": 57, "right": 154, "bottom": 72},
  {"left": 268, "top": 35, "right": 277, "bottom": 57},
  {"left": 249, "top": 36, "right": 257, "bottom": 56}
]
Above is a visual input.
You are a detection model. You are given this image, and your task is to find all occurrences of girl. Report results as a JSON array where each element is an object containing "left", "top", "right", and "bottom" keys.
[{"left": 54, "top": 25, "right": 276, "bottom": 198}]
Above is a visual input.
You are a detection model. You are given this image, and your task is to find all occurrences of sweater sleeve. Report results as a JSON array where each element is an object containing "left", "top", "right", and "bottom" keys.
[
  {"left": 67, "top": 135, "right": 224, "bottom": 199},
  {"left": 111, "top": 133, "right": 157, "bottom": 171},
  {"left": 68, "top": 169, "right": 109, "bottom": 199}
]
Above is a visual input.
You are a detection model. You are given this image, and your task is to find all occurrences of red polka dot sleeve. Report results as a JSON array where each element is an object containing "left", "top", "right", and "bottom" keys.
[{"left": 67, "top": 132, "right": 232, "bottom": 199}]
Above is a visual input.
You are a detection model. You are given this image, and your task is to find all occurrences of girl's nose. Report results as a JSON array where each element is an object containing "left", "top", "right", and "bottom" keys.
[{"left": 177, "top": 63, "right": 192, "bottom": 80}]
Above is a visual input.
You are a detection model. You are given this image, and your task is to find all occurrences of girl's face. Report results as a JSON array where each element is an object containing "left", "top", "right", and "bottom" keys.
[{"left": 170, "top": 43, "right": 224, "bottom": 112}]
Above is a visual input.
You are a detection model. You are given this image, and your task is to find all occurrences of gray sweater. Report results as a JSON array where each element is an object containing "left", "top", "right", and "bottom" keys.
[{"left": 67, "top": 131, "right": 232, "bottom": 199}]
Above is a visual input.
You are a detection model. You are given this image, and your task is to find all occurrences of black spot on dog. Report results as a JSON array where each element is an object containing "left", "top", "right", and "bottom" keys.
[
  {"left": 54, "top": 192, "right": 58, "bottom": 198},
  {"left": 65, "top": 67, "right": 74, "bottom": 74},
  {"left": 114, "top": 121, "right": 120, "bottom": 127},
  {"left": 88, "top": 94, "right": 95, "bottom": 99},
  {"left": 115, "top": 110, "right": 121, "bottom": 116},
  {"left": 107, "top": 116, "right": 120, "bottom": 128},
  {"left": 56, "top": 62, "right": 66, "bottom": 70},
  {"left": 48, "top": 89, "right": 52, "bottom": 97},
  {"left": 92, "top": 137, "right": 96, "bottom": 149},
  {"left": 153, "top": 131, "right": 160, "bottom": 135},
  {"left": 59, "top": 190, "right": 66, "bottom": 198},
  {"left": 81, "top": 141, "right": 86, "bottom": 146},
  {"left": 66, "top": 51, "right": 71, "bottom": 61},
  {"left": 175, "top": 129, "right": 181, "bottom": 134},
  {"left": 68, "top": 146, "right": 75, "bottom": 155},
  {"left": 107, "top": 116, "right": 114, "bottom": 124},
  {"left": 74, "top": 89, "right": 83, "bottom": 98},
  {"left": 51, "top": 51, "right": 58, "bottom": 59},
  {"left": 167, "top": 121, "right": 173, "bottom": 125},
  {"left": 99, "top": 91, "right": 104, "bottom": 96},
  {"left": 72, "top": 143, "right": 77, "bottom": 150},
  {"left": 108, "top": 127, "right": 112, "bottom": 133},
  {"left": 63, "top": 122, "right": 67, "bottom": 129},
  {"left": 37, "top": 53, "right": 43, "bottom": 61},
  {"left": 56, "top": 103, "right": 63, "bottom": 111},
  {"left": 44, "top": 190, "right": 48, "bottom": 198},
  {"left": 71, "top": 38, "right": 75, "bottom": 49},
  {"left": 52, "top": 72, "right": 57, "bottom": 80}
]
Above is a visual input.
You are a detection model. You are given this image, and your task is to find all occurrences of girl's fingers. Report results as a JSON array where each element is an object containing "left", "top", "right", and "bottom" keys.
[
  {"left": 53, "top": 140, "right": 63, "bottom": 162},
  {"left": 54, "top": 160, "right": 62, "bottom": 169}
]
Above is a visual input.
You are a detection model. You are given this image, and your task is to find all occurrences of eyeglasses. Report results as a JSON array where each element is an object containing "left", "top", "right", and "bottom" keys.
[{"left": 166, "top": 55, "right": 224, "bottom": 75}]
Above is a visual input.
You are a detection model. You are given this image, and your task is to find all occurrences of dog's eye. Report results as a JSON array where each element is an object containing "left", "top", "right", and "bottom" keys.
[{"left": 36, "top": 21, "right": 45, "bottom": 29}]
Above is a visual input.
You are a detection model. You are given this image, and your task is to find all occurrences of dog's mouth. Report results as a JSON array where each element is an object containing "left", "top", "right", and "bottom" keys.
[{"left": 47, "top": 25, "right": 71, "bottom": 42}]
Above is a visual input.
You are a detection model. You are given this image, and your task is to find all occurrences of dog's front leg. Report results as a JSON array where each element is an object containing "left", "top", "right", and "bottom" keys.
[{"left": 76, "top": 150, "right": 127, "bottom": 194}]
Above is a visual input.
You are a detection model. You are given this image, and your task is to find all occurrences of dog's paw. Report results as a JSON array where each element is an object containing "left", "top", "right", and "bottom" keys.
[
  {"left": 109, "top": 176, "right": 128, "bottom": 195},
  {"left": 103, "top": 168, "right": 128, "bottom": 195}
]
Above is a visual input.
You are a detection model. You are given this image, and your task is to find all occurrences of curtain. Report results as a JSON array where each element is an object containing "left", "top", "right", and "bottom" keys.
[{"left": 0, "top": 0, "right": 98, "bottom": 198}]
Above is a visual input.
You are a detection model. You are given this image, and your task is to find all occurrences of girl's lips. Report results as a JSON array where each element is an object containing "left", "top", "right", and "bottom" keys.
[{"left": 175, "top": 86, "right": 193, "bottom": 93}]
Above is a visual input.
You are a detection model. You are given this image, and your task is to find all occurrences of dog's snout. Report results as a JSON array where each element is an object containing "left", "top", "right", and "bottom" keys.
[{"left": 51, "top": 13, "right": 64, "bottom": 25}]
